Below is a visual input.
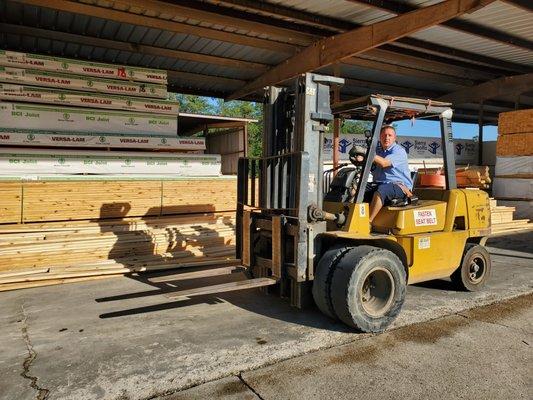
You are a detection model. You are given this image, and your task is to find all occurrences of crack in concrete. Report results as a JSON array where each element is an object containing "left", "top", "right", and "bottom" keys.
[
  {"left": 20, "top": 305, "right": 50, "bottom": 400},
  {"left": 238, "top": 373, "right": 265, "bottom": 400}
]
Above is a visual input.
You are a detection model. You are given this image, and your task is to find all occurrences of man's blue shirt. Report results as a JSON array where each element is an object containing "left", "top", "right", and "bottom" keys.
[{"left": 373, "top": 143, "right": 413, "bottom": 189}]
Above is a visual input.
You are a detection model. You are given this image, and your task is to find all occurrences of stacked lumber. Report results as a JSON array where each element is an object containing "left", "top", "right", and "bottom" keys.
[
  {"left": 0, "top": 212, "right": 237, "bottom": 291},
  {"left": 456, "top": 166, "right": 491, "bottom": 189},
  {"left": 416, "top": 165, "right": 491, "bottom": 189},
  {"left": 0, "top": 50, "right": 209, "bottom": 153},
  {"left": 494, "top": 109, "right": 533, "bottom": 219},
  {"left": 489, "top": 198, "right": 532, "bottom": 233},
  {"left": 0, "top": 178, "right": 237, "bottom": 223}
]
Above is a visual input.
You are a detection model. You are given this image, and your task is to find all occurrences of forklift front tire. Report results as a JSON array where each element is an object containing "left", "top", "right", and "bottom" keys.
[
  {"left": 451, "top": 243, "right": 491, "bottom": 292},
  {"left": 312, "top": 245, "right": 350, "bottom": 320},
  {"left": 330, "top": 246, "right": 406, "bottom": 333}
]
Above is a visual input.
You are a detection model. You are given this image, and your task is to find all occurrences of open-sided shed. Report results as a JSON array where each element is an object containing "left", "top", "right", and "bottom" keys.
[{"left": 0, "top": 0, "right": 531, "bottom": 126}]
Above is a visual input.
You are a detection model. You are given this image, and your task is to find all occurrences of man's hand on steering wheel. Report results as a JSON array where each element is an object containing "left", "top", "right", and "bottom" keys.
[{"left": 349, "top": 145, "right": 366, "bottom": 166}]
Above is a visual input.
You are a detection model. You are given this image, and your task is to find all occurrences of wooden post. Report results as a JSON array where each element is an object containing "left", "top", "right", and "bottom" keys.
[
  {"left": 242, "top": 123, "right": 248, "bottom": 157},
  {"left": 333, "top": 63, "right": 341, "bottom": 174},
  {"left": 478, "top": 102, "right": 484, "bottom": 166}
]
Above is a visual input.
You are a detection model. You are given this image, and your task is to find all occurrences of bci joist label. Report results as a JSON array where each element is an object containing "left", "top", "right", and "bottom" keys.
[
  {"left": 0, "top": 50, "right": 167, "bottom": 84},
  {"left": 0, "top": 102, "right": 177, "bottom": 136},
  {"left": 0, "top": 148, "right": 220, "bottom": 176},
  {"left": 0, "top": 84, "right": 179, "bottom": 115},
  {"left": 0, "top": 129, "right": 205, "bottom": 151},
  {"left": 0, "top": 67, "right": 167, "bottom": 98}
]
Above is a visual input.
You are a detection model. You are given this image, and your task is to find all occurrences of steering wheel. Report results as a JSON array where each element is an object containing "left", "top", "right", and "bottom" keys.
[{"left": 348, "top": 145, "right": 366, "bottom": 166}]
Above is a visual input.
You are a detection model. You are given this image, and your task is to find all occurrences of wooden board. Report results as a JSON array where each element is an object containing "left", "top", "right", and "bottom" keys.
[
  {"left": 498, "top": 109, "right": 533, "bottom": 135},
  {"left": 496, "top": 132, "right": 533, "bottom": 157},
  {"left": 0, "top": 182, "right": 22, "bottom": 224},
  {"left": 0, "top": 178, "right": 238, "bottom": 223}
]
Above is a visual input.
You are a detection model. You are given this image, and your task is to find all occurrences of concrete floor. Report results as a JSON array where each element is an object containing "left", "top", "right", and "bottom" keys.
[{"left": 0, "top": 231, "right": 531, "bottom": 400}]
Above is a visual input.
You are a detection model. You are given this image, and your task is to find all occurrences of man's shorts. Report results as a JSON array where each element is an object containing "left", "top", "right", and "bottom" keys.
[{"left": 364, "top": 182, "right": 406, "bottom": 205}]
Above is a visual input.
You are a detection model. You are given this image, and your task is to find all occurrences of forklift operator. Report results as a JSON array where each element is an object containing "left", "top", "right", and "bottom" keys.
[{"left": 361, "top": 125, "right": 413, "bottom": 222}]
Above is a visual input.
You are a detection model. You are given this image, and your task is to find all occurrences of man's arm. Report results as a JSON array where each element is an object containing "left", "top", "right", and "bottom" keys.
[{"left": 373, "top": 155, "right": 392, "bottom": 168}]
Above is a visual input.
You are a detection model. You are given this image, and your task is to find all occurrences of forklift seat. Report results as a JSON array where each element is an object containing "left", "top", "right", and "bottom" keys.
[{"left": 372, "top": 199, "right": 447, "bottom": 234}]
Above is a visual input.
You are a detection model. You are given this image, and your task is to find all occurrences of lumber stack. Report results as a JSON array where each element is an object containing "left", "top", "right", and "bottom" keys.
[
  {"left": 489, "top": 198, "right": 532, "bottom": 233},
  {"left": 493, "top": 109, "right": 533, "bottom": 219},
  {"left": 0, "top": 50, "right": 207, "bottom": 153},
  {"left": 0, "top": 178, "right": 237, "bottom": 223},
  {"left": 416, "top": 165, "right": 491, "bottom": 189},
  {"left": 0, "top": 212, "right": 237, "bottom": 291}
]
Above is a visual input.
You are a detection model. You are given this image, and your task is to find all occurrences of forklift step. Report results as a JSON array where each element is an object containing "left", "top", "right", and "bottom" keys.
[
  {"left": 164, "top": 277, "right": 278, "bottom": 299},
  {"left": 149, "top": 265, "right": 245, "bottom": 283}
]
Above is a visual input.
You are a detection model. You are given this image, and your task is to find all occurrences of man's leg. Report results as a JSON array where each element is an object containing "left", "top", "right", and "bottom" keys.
[
  {"left": 369, "top": 183, "right": 406, "bottom": 223},
  {"left": 369, "top": 192, "right": 383, "bottom": 222}
]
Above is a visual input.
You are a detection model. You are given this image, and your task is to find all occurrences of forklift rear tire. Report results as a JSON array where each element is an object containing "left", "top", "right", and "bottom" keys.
[
  {"left": 451, "top": 243, "right": 491, "bottom": 292},
  {"left": 330, "top": 246, "right": 406, "bottom": 333},
  {"left": 312, "top": 246, "right": 350, "bottom": 320}
]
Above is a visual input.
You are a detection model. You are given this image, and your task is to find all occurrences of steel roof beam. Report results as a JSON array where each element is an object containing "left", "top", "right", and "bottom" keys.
[
  {"left": 348, "top": 0, "right": 533, "bottom": 51},
  {"left": 213, "top": 0, "right": 529, "bottom": 73},
  {"left": 228, "top": 0, "right": 495, "bottom": 100},
  {"left": 110, "top": 0, "right": 317, "bottom": 46},
  {"left": 0, "top": 23, "right": 270, "bottom": 73},
  {"left": 12, "top": 0, "right": 298, "bottom": 55},
  {"left": 438, "top": 73, "right": 533, "bottom": 104}
]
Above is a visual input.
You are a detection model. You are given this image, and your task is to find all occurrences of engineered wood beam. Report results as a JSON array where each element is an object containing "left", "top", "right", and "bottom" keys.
[
  {"left": 349, "top": 0, "right": 533, "bottom": 51},
  {"left": 228, "top": 0, "right": 494, "bottom": 100},
  {"left": 0, "top": 23, "right": 270, "bottom": 73}
]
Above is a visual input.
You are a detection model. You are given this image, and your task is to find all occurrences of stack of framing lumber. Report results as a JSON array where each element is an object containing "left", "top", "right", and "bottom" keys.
[
  {"left": 0, "top": 212, "right": 237, "bottom": 291},
  {"left": 456, "top": 166, "right": 491, "bottom": 189},
  {"left": 490, "top": 198, "right": 532, "bottom": 234},
  {"left": 494, "top": 109, "right": 532, "bottom": 219},
  {"left": 0, "top": 178, "right": 237, "bottom": 223}
]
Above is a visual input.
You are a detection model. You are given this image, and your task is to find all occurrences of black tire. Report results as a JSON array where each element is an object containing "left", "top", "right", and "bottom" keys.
[
  {"left": 451, "top": 243, "right": 491, "bottom": 291},
  {"left": 312, "top": 246, "right": 350, "bottom": 319},
  {"left": 330, "top": 246, "right": 406, "bottom": 333}
]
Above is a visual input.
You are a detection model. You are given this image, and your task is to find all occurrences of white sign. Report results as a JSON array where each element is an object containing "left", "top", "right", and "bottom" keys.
[
  {"left": 0, "top": 130, "right": 205, "bottom": 151},
  {"left": 418, "top": 237, "right": 431, "bottom": 249},
  {"left": 323, "top": 133, "right": 478, "bottom": 164},
  {"left": 413, "top": 209, "right": 438, "bottom": 226},
  {"left": 0, "top": 50, "right": 167, "bottom": 84},
  {"left": 0, "top": 84, "right": 179, "bottom": 115},
  {"left": 0, "top": 102, "right": 177, "bottom": 136},
  {"left": 0, "top": 148, "right": 220, "bottom": 176},
  {"left": 0, "top": 66, "right": 167, "bottom": 98}
]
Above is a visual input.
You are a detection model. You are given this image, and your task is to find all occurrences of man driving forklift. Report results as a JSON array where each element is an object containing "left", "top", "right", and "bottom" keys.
[{"left": 350, "top": 125, "right": 413, "bottom": 223}]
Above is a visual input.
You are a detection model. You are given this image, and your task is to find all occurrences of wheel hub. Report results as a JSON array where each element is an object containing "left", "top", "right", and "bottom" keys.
[
  {"left": 468, "top": 256, "right": 485, "bottom": 283},
  {"left": 359, "top": 267, "right": 395, "bottom": 317}
]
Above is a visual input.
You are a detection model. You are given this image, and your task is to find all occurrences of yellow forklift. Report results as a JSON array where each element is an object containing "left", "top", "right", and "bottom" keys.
[{"left": 236, "top": 73, "right": 491, "bottom": 333}]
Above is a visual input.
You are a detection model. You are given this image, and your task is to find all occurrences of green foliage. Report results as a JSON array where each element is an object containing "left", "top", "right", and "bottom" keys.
[
  {"left": 340, "top": 119, "right": 372, "bottom": 135},
  {"left": 214, "top": 99, "right": 263, "bottom": 157},
  {"left": 170, "top": 94, "right": 371, "bottom": 157},
  {"left": 170, "top": 93, "right": 216, "bottom": 114}
]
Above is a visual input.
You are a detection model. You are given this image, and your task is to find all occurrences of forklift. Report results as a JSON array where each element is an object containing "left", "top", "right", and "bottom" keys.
[{"left": 236, "top": 73, "right": 491, "bottom": 333}]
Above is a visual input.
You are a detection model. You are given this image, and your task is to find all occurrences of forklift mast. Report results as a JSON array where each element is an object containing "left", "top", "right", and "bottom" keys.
[{"left": 236, "top": 73, "right": 343, "bottom": 306}]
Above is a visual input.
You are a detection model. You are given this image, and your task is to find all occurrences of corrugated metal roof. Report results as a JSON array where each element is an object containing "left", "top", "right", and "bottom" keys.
[
  {"left": 265, "top": 0, "right": 394, "bottom": 25},
  {"left": 411, "top": 26, "right": 533, "bottom": 65},
  {"left": 0, "top": 0, "right": 531, "bottom": 122}
]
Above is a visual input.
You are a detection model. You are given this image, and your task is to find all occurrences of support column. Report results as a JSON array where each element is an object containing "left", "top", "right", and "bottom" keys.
[
  {"left": 478, "top": 102, "right": 484, "bottom": 166},
  {"left": 333, "top": 64, "right": 341, "bottom": 174}
]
